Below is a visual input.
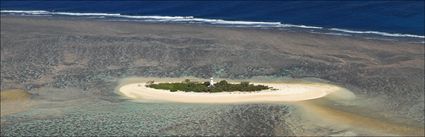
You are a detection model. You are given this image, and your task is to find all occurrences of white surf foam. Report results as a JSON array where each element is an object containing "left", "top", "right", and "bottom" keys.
[
  {"left": 329, "top": 28, "right": 425, "bottom": 38},
  {"left": 1, "top": 10, "right": 49, "bottom": 14},
  {"left": 2, "top": 10, "right": 424, "bottom": 39}
]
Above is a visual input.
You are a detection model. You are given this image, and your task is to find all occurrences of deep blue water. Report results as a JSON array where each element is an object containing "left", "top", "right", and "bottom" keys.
[{"left": 1, "top": 1, "right": 424, "bottom": 38}]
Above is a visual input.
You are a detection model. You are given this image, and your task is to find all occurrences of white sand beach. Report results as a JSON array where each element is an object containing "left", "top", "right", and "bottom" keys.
[{"left": 118, "top": 82, "right": 348, "bottom": 103}]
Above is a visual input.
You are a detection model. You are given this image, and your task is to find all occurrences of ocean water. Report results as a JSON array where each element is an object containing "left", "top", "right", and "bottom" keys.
[{"left": 1, "top": 1, "right": 424, "bottom": 39}]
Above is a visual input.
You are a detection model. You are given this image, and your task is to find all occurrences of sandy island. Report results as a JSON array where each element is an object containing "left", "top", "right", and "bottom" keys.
[{"left": 119, "top": 82, "right": 349, "bottom": 103}]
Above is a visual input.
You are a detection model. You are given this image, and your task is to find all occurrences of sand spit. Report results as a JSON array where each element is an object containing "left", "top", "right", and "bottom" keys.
[
  {"left": 0, "top": 89, "right": 34, "bottom": 116},
  {"left": 119, "top": 82, "right": 348, "bottom": 103},
  {"left": 296, "top": 101, "right": 425, "bottom": 136}
]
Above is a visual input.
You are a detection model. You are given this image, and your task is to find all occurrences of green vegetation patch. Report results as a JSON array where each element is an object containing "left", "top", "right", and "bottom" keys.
[{"left": 146, "top": 79, "right": 271, "bottom": 93}]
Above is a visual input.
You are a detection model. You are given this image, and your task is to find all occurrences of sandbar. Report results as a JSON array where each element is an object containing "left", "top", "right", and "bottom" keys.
[
  {"left": 0, "top": 89, "right": 34, "bottom": 116},
  {"left": 118, "top": 82, "right": 347, "bottom": 103}
]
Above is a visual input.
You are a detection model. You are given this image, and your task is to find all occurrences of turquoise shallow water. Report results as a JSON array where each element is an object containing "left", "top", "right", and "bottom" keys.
[
  {"left": 2, "top": 92, "right": 423, "bottom": 136},
  {"left": 1, "top": 98, "right": 294, "bottom": 136},
  {"left": 1, "top": 77, "right": 422, "bottom": 136}
]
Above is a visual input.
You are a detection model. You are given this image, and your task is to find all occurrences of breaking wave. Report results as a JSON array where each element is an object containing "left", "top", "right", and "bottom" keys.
[
  {"left": 1, "top": 10, "right": 424, "bottom": 39},
  {"left": 329, "top": 28, "right": 424, "bottom": 38}
]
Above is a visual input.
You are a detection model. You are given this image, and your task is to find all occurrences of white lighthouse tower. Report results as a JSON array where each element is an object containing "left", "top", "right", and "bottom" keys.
[{"left": 208, "top": 77, "right": 214, "bottom": 87}]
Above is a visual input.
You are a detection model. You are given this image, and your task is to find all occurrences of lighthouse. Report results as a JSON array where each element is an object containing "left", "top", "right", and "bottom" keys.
[{"left": 208, "top": 77, "right": 214, "bottom": 87}]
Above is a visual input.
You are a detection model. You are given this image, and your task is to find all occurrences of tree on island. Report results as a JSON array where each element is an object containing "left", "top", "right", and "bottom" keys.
[
  {"left": 184, "top": 79, "right": 191, "bottom": 83},
  {"left": 146, "top": 79, "right": 271, "bottom": 93}
]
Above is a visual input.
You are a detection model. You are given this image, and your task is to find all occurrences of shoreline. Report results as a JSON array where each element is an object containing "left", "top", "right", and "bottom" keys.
[{"left": 118, "top": 81, "right": 352, "bottom": 103}]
